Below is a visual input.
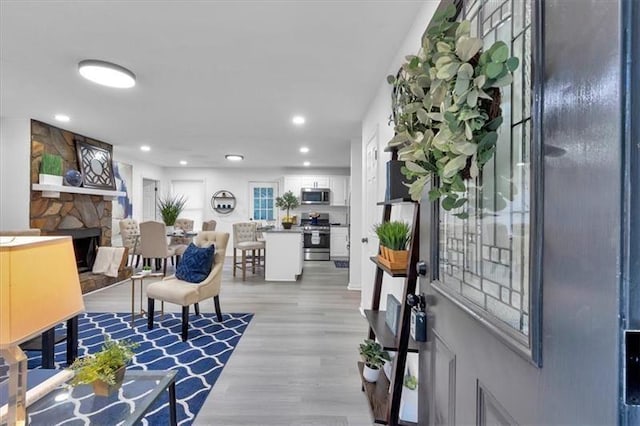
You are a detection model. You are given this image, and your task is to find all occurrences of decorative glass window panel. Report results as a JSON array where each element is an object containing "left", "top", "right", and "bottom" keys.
[
  {"left": 433, "top": 0, "right": 537, "bottom": 360},
  {"left": 249, "top": 182, "right": 277, "bottom": 221}
]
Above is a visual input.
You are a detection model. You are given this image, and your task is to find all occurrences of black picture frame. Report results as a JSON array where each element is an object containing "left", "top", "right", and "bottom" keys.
[{"left": 75, "top": 140, "right": 116, "bottom": 190}]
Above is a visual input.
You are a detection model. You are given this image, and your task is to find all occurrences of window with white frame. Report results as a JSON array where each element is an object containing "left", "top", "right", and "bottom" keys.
[{"left": 249, "top": 182, "right": 277, "bottom": 222}]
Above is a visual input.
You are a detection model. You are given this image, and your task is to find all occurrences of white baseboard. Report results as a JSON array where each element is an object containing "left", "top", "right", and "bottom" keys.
[{"left": 347, "top": 281, "right": 361, "bottom": 291}]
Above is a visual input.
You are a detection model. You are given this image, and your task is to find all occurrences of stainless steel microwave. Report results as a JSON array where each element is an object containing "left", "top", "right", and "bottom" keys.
[{"left": 300, "top": 188, "right": 330, "bottom": 205}]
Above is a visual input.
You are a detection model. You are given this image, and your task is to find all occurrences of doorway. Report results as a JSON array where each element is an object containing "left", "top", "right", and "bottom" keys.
[{"left": 142, "top": 178, "right": 159, "bottom": 222}]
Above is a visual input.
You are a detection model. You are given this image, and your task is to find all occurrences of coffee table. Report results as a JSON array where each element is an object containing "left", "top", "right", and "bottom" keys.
[{"left": 27, "top": 370, "right": 177, "bottom": 425}]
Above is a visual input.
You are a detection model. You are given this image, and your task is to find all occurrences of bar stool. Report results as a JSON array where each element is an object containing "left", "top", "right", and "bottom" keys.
[{"left": 232, "top": 222, "right": 265, "bottom": 281}]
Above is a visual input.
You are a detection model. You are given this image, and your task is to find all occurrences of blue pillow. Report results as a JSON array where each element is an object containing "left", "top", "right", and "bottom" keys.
[{"left": 175, "top": 243, "right": 215, "bottom": 283}]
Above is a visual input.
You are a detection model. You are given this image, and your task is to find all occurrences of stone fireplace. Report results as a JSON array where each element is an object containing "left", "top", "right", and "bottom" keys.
[
  {"left": 29, "top": 120, "right": 131, "bottom": 293},
  {"left": 49, "top": 228, "right": 101, "bottom": 272}
]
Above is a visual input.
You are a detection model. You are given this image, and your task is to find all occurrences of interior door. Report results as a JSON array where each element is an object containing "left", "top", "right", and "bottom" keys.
[
  {"left": 418, "top": 1, "right": 626, "bottom": 425},
  {"left": 142, "top": 178, "right": 158, "bottom": 221},
  {"left": 361, "top": 127, "right": 381, "bottom": 310}
]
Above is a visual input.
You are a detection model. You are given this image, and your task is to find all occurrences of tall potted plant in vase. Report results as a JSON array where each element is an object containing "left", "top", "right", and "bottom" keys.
[
  {"left": 157, "top": 194, "right": 187, "bottom": 234},
  {"left": 275, "top": 191, "right": 300, "bottom": 229}
]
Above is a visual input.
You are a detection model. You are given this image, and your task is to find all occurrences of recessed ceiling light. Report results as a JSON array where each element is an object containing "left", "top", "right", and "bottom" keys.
[
  {"left": 225, "top": 154, "right": 244, "bottom": 161},
  {"left": 303, "top": 161, "right": 310, "bottom": 167},
  {"left": 292, "top": 115, "right": 305, "bottom": 125},
  {"left": 140, "top": 145, "right": 151, "bottom": 152},
  {"left": 179, "top": 160, "right": 187, "bottom": 166},
  {"left": 299, "top": 147, "right": 309, "bottom": 153},
  {"left": 78, "top": 59, "right": 136, "bottom": 88},
  {"left": 54, "top": 114, "right": 70, "bottom": 122}
]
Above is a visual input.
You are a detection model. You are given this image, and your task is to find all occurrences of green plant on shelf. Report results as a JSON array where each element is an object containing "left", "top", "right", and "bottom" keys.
[
  {"left": 69, "top": 336, "right": 139, "bottom": 386},
  {"left": 40, "top": 153, "right": 63, "bottom": 176},
  {"left": 373, "top": 221, "right": 411, "bottom": 250},
  {"left": 404, "top": 374, "right": 418, "bottom": 390},
  {"left": 359, "top": 339, "right": 390, "bottom": 370}
]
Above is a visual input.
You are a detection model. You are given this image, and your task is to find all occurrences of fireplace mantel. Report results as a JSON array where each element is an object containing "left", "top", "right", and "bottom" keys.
[{"left": 32, "top": 183, "right": 126, "bottom": 200}]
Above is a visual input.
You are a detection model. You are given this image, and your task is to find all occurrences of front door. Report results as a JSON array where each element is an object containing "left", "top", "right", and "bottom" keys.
[{"left": 418, "top": 1, "right": 634, "bottom": 424}]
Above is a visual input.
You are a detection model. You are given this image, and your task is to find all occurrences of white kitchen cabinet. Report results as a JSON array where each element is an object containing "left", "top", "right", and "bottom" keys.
[
  {"left": 283, "top": 176, "right": 303, "bottom": 196},
  {"left": 330, "top": 175, "right": 348, "bottom": 206},
  {"left": 300, "top": 176, "right": 330, "bottom": 189},
  {"left": 330, "top": 226, "right": 349, "bottom": 257}
]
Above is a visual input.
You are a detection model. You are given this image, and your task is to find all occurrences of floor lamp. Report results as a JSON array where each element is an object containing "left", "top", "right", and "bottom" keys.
[{"left": 0, "top": 236, "right": 85, "bottom": 425}]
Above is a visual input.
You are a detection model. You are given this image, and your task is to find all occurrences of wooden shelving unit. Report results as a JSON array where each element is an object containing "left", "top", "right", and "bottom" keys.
[{"left": 359, "top": 178, "right": 421, "bottom": 425}]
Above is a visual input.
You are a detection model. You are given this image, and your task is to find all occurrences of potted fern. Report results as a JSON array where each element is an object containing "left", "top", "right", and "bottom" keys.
[
  {"left": 359, "top": 339, "right": 390, "bottom": 383},
  {"left": 39, "top": 153, "right": 64, "bottom": 186},
  {"left": 68, "top": 336, "right": 139, "bottom": 396},
  {"left": 275, "top": 191, "right": 300, "bottom": 229},
  {"left": 157, "top": 193, "right": 187, "bottom": 233},
  {"left": 374, "top": 221, "right": 411, "bottom": 269}
]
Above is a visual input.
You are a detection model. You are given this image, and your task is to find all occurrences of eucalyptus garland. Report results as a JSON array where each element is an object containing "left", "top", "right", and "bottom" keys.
[{"left": 387, "top": 4, "right": 519, "bottom": 218}]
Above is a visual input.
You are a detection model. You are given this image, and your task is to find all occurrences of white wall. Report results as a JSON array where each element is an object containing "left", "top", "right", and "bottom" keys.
[
  {"left": 0, "top": 118, "right": 31, "bottom": 230},
  {"left": 358, "top": 1, "right": 439, "bottom": 378},
  {"left": 349, "top": 137, "right": 362, "bottom": 290}
]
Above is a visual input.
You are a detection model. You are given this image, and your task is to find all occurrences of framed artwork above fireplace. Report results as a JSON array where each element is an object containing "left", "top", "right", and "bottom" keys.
[{"left": 75, "top": 140, "right": 116, "bottom": 190}]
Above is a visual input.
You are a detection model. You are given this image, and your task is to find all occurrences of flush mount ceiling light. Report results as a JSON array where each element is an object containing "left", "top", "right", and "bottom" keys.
[
  {"left": 303, "top": 161, "right": 310, "bottom": 167},
  {"left": 78, "top": 60, "right": 136, "bottom": 88},
  {"left": 140, "top": 145, "right": 151, "bottom": 152},
  {"left": 54, "top": 114, "right": 70, "bottom": 122},
  {"left": 299, "top": 147, "right": 309, "bottom": 153},
  {"left": 292, "top": 115, "right": 305, "bottom": 125},
  {"left": 179, "top": 160, "right": 188, "bottom": 166},
  {"left": 225, "top": 154, "right": 244, "bottom": 161}
]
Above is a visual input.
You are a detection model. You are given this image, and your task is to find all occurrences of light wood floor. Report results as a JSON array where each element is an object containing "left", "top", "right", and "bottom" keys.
[{"left": 84, "top": 259, "right": 374, "bottom": 425}]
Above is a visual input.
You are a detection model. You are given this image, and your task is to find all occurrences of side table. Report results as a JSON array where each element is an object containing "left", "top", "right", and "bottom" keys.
[{"left": 130, "top": 272, "right": 164, "bottom": 326}]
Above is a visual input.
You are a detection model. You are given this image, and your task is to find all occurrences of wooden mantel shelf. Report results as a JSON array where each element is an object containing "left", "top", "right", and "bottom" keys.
[{"left": 32, "top": 183, "right": 126, "bottom": 200}]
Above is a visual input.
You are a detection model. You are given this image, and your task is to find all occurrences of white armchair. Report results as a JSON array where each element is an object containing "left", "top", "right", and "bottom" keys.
[{"left": 146, "top": 231, "right": 229, "bottom": 341}]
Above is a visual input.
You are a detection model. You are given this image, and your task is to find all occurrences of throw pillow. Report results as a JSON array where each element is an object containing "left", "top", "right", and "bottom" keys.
[{"left": 175, "top": 243, "right": 215, "bottom": 283}]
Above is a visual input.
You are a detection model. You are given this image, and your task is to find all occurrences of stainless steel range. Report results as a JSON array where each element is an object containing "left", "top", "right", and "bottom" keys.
[{"left": 300, "top": 213, "right": 330, "bottom": 261}]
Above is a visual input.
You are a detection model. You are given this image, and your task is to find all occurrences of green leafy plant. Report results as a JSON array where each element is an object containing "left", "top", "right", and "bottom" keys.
[
  {"left": 40, "top": 153, "right": 63, "bottom": 176},
  {"left": 404, "top": 374, "right": 418, "bottom": 390},
  {"left": 359, "top": 339, "right": 391, "bottom": 370},
  {"left": 69, "top": 336, "right": 139, "bottom": 386},
  {"left": 157, "top": 194, "right": 187, "bottom": 226},
  {"left": 387, "top": 4, "right": 519, "bottom": 218},
  {"left": 373, "top": 221, "right": 411, "bottom": 250},
  {"left": 275, "top": 191, "right": 300, "bottom": 223}
]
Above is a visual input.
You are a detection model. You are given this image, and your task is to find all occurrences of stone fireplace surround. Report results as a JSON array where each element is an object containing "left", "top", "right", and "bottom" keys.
[{"left": 29, "top": 120, "right": 131, "bottom": 293}]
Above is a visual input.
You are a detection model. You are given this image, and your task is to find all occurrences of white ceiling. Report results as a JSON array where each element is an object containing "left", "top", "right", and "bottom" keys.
[{"left": 0, "top": 1, "right": 427, "bottom": 169}]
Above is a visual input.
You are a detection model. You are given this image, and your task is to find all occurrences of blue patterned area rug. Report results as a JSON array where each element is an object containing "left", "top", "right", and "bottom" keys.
[
  {"left": 334, "top": 260, "right": 349, "bottom": 268},
  {"left": 25, "top": 312, "right": 253, "bottom": 425}
]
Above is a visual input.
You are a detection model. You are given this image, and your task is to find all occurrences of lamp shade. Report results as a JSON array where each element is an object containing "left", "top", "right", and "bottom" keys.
[{"left": 0, "top": 236, "right": 85, "bottom": 348}]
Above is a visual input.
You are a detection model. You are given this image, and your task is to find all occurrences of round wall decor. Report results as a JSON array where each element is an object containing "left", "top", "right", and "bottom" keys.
[{"left": 211, "top": 190, "right": 236, "bottom": 214}]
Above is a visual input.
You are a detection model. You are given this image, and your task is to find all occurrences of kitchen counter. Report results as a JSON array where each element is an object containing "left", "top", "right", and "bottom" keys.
[{"left": 263, "top": 230, "right": 303, "bottom": 281}]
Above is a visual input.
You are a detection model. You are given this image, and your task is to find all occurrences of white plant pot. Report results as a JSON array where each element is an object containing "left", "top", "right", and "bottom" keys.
[
  {"left": 362, "top": 364, "right": 381, "bottom": 383},
  {"left": 400, "top": 387, "right": 418, "bottom": 422},
  {"left": 39, "top": 174, "right": 63, "bottom": 186},
  {"left": 165, "top": 225, "right": 174, "bottom": 235}
]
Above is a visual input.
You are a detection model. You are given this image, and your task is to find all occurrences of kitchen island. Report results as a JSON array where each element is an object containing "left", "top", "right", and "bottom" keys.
[{"left": 263, "top": 228, "right": 303, "bottom": 281}]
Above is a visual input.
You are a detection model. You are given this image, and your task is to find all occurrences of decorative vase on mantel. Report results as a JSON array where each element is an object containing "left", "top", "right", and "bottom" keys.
[{"left": 39, "top": 173, "right": 63, "bottom": 186}]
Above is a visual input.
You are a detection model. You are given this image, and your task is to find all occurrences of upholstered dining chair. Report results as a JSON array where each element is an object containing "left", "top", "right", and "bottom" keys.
[
  {"left": 146, "top": 231, "right": 229, "bottom": 341},
  {"left": 232, "top": 222, "right": 265, "bottom": 281},
  {"left": 139, "top": 221, "right": 179, "bottom": 275},
  {"left": 202, "top": 220, "right": 217, "bottom": 231},
  {"left": 119, "top": 219, "right": 142, "bottom": 267},
  {"left": 169, "top": 217, "right": 194, "bottom": 264}
]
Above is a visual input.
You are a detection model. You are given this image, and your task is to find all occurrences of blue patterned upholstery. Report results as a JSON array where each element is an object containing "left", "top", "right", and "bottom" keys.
[{"left": 175, "top": 242, "right": 215, "bottom": 283}]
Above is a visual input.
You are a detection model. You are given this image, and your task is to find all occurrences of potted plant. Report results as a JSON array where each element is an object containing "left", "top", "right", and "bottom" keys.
[
  {"left": 157, "top": 193, "right": 187, "bottom": 233},
  {"left": 387, "top": 4, "right": 519, "bottom": 218},
  {"left": 275, "top": 191, "right": 300, "bottom": 229},
  {"left": 39, "top": 152, "right": 64, "bottom": 185},
  {"left": 374, "top": 221, "right": 411, "bottom": 269},
  {"left": 359, "top": 339, "right": 390, "bottom": 383},
  {"left": 68, "top": 336, "right": 139, "bottom": 396},
  {"left": 400, "top": 374, "right": 418, "bottom": 422},
  {"left": 141, "top": 265, "right": 152, "bottom": 276}
]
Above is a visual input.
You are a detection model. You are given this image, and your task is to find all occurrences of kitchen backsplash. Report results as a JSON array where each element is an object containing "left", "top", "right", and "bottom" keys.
[{"left": 291, "top": 206, "right": 348, "bottom": 225}]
